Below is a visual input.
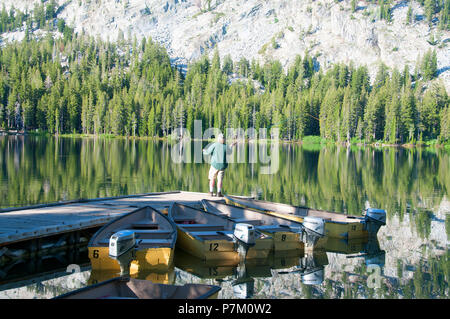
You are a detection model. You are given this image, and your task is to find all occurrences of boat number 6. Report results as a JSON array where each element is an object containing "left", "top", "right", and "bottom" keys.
[{"left": 93, "top": 250, "right": 99, "bottom": 258}]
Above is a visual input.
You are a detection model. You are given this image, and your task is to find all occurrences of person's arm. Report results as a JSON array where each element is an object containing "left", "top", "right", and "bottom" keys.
[
  {"left": 226, "top": 141, "right": 237, "bottom": 154},
  {"left": 203, "top": 143, "right": 215, "bottom": 155}
]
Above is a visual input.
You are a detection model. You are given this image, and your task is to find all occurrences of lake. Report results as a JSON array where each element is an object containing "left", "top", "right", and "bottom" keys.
[{"left": 0, "top": 135, "right": 448, "bottom": 298}]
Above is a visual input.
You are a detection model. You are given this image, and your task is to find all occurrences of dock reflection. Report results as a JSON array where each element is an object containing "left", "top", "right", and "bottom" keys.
[{"left": 172, "top": 236, "right": 385, "bottom": 298}]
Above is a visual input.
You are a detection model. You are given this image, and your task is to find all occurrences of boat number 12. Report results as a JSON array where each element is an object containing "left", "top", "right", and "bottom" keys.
[{"left": 209, "top": 243, "right": 219, "bottom": 251}]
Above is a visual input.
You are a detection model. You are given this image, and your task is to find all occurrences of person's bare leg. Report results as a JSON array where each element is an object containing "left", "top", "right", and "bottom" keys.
[
  {"left": 209, "top": 177, "right": 216, "bottom": 195},
  {"left": 217, "top": 173, "right": 223, "bottom": 197}
]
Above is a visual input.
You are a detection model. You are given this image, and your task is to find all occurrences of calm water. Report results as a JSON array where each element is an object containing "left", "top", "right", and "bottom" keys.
[{"left": 0, "top": 135, "right": 448, "bottom": 299}]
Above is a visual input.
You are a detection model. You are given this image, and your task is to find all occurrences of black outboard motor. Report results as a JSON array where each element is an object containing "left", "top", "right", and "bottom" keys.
[
  {"left": 364, "top": 237, "right": 386, "bottom": 269},
  {"left": 232, "top": 278, "right": 255, "bottom": 299},
  {"left": 364, "top": 208, "right": 387, "bottom": 235}
]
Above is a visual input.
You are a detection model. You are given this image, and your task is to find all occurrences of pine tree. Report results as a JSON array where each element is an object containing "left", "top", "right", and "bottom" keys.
[
  {"left": 384, "top": 95, "right": 400, "bottom": 143},
  {"left": 148, "top": 106, "right": 156, "bottom": 137},
  {"left": 425, "top": 0, "right": 436, "bottom": 23},
  {"left": 439, "top": 0, "right": 450, "bottom": 30},
  {"left": 364, "top": 89, "right": 385, "bottom": 141},
  {"left": 352, "top": 0, "right": 357, "bottom": 13},
  {"left": 439, "top": 106, "right": 450, "bottom": 141},
  {"left": 421, "top": 49, "right": 438, "bottom": 81},
  {"left": 406, "top": 5, "right": 413, "bottom": 24},
  {"left": 399, "top": 88, "right": 417, "bottom": 142}
]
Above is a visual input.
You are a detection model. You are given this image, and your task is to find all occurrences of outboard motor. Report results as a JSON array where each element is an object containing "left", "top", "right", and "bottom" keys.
[
  {"left": 232, "top": 278, "right": 255, "bottom": 299},
  {"left": 301, "top": 268, "right": 324, "bottom": 285},
  {"left": 109, "top": 230, "right": 137, "bottom": 276},
  {"left": 364, "top": 236, "right": 386, "bottom": 268},
  {"left": 232, "top": 262, "right": 254, "bottom": 299},
  {"left": 301, "top": 216, "right": 326, "bottom": 247},
  {"left": 364, "top": 208, "right": 387, "bottom": 235},
  {"left": 365, "top": 250, "right": 386, "bottom": 269},
  {"left": 299, "top": 252, "right": 325, "bottom": 285},
  {"left": 233, "top": 223, "right": 256, "bottom": 261}
]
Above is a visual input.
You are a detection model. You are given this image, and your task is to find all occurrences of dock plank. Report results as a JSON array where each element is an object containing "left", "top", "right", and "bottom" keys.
[{"left": 0, "top": 191, "right": 218, "bottom": 246}]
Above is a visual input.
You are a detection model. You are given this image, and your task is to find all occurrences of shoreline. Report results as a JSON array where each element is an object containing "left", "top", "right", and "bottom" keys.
[{"left": 1, "top": 130, "right": 449, "bottom": 149}]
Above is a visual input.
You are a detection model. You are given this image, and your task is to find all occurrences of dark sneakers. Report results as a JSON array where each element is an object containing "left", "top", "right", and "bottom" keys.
[
  {"left": 217, "top": 192, "right": 223, "bottom": 197},
  {"left": 209, "top": 192, "right": 214, "bottom": 197}
]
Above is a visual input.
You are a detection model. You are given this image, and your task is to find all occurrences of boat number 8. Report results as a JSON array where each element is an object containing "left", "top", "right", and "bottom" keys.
[
  {"left": 209, "top": 243, "right": 219, "bottom": 251},
  {"left": 281, "top": 235, "right": 286, "bottom": 241}
]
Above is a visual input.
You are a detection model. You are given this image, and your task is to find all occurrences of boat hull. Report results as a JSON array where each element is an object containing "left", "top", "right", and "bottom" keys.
[
  {"left": 88, "top": 246, "right": 174, "bottom": 273},
  {"left": 257, "top": 229, "right": 304, "bottom": 252},
  {"left": 175, "top": 227, "right": 273, "bottom": 261},
  {"left": 225, "top": 197, "right": 369, "bottom": 239}
]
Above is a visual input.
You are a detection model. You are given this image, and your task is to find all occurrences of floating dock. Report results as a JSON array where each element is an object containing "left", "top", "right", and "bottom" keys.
[
  {"left": 0, "top": 191, "right": 217, "bottom": 247},
  {"left": 0, "top": 191, "right": 222, "bottom": 287}
]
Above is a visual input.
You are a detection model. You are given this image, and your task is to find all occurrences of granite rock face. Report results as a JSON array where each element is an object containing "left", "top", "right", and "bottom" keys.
[{"left": 1, "top": 0, "right": 449, "bottom": 90}]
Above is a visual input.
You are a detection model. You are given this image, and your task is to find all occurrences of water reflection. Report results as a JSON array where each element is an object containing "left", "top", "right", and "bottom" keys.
[
  {"left": 171, "top": 236, "right": 387, "bottom": 298},
  {"left": 0, "top": 136, "right": 448, "bottom": 298},
  {"left": 88, "top": 266, "right": 176, "bottom": 286},
  {"left": 174, "top": 248, "right": 306, "bottom": 299},
  {"left": 1, "top": 136, "right": 449, "bottom": 217}
]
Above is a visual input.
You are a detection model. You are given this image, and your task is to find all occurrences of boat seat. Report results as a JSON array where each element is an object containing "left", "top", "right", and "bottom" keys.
[
  {"left": 131, "top": 222, "right": 159, "bottom": 229},
  {"left": 217, "top": 230, "right": 234, "bottom": 235},
  {"left": 98, "top": 230, "right": 174, "bottom": 244},
  {"left": 189, "top": 231, "right": 233, "bottom": 240},
  {"left": 180, "top": 224, "right": 226, "bottom": 232},
  {"left": 233, "top": 219, "right": 264, "bottom": 226},
  {"left": 181, "top": 224, "right": 224, "bottom": 228},
  {"left": 121, "top": 229, "right": 173, "bottom": 234},
  {"left": 256, "top": 225, "right": 295, "bottom": 233},
  {"left": 137, "top": 239, "right": 173, "bottom": 246},
  {"left": 135, "top": 231, "right": 174, "bottom": 239},
  {"left": 174, "top": 218, "right": 197, "bottom": 224},
  {"left": 189, "top": 231, "right": 223, "bottom": 236}
]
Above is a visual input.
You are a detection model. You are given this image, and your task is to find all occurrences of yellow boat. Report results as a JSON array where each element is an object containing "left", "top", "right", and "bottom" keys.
[
  {"left": 224, "top": 195, "right": 386, "bottom": 239},
  {"left": 201, "top": 199, "right": 312, "bottom": 249},
  {"left": 55, "top": 277, "right": 221, "bottom": 299},
  {"left": 169, "top": 202, "right": 274, "bottom": 262},
  {"left": 88, "top": 206, "right": 177, "bottom": 274}
]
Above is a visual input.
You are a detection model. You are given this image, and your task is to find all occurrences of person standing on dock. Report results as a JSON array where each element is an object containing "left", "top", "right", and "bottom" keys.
[{"left": 203, "top": 134, "right": 236, "bottom": 197}]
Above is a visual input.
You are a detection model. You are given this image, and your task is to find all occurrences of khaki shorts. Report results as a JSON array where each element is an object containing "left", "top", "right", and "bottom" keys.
[{"left": 209, "top": 166, "right": 225, "bottom": 181}]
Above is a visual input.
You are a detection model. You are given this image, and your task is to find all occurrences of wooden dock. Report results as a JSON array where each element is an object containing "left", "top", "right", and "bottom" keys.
[{"left": 0, "top": 191, "right": 216, "bottom": 247}]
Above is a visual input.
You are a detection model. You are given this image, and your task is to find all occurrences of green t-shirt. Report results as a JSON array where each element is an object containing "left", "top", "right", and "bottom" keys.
[{"left": 203, "top": 142, "right": 232, "bottom": 170}]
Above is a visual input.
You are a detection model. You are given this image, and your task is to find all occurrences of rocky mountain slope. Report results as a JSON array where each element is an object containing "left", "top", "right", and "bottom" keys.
[{"left": 1, "top": 0, "right": 449, "bottom": 90}]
